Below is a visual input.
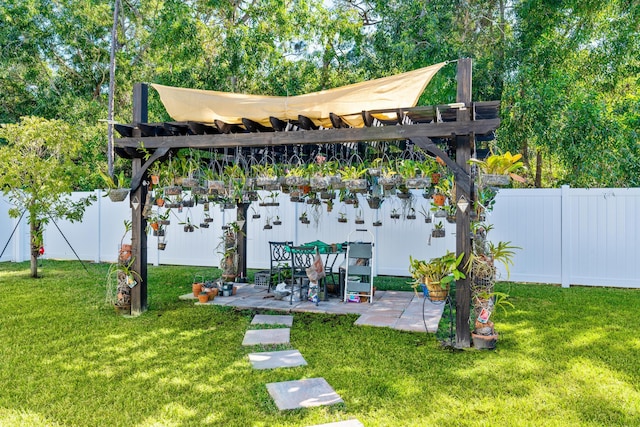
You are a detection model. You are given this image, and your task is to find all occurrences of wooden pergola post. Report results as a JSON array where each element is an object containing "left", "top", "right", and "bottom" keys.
[
  {"left": 454, "top": 58, "right": 473, "bottom": 348},
  {"left": 130, "top": 83, "right": 148, "bottom": 315}
]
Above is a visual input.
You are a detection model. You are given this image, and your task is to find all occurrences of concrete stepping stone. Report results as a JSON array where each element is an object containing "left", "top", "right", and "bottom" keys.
[
  {"left": 251, "top": 314, "right": 293, "bottom": 327},
  {"left": 248, "top": 349, "right": 307, "bottom": 370},
  {"left": 266, "top": 378, "right": 343, "bottom": 410},
  {"left": 242, "top": 328, "right": 290, "bottom": 346},
  {"left": 307, "top": 420, "right": 364, "bottom": 427}
]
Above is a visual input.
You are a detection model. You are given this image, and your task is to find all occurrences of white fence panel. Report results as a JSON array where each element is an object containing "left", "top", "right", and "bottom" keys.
[
  {"left": 2, "top": 186, "right": 639, "bottom": 289},
  {"left": 489, "top": 189, "right": 563, "bottom": 284},
  {"left": 564, "top": 188, "right": 640, "bottom": 288}
]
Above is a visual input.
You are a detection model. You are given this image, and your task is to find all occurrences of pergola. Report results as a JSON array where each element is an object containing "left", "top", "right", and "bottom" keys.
[{"left": 114, "top": 58, "right": 500, "bottom": 348}]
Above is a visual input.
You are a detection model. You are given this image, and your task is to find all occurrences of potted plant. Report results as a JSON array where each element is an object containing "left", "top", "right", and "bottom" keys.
[
  {"left": 409, "top": 251, "right": 465, "bottom": 301},
  {"left": 419, "top": 205, "right": 432, "bottom": 223},
  {"left": 339, "top": 164, "right": 368, "bottom": 193},
  {"left": 406, "top": 207, "right": 417, "bottom": 220},
  {"left": 98, "top": 169, "right": 130, "bottom": 202},
  {"left": 471, "top": 291, "right": 514, "bottom": 349},
  {"left": 263, "top": 217, "right": 273, "bottom": 230},
  {"left": 218, "top": 221, "right": 241, "bottom": 281},
  {"left": 469, "top": 151, "right": 526, "bottom": 187},
  {"left": 390, "top": 208, "right": 400, "bottom": 220},
  {"left": 299, "top": 211, "right": 310, "bottom": 224},
  {"left": 273, "top": 216, "right": 282, "bottom": 226},
  {"left": 378, "top": 165, "right": 400, "bottom": 190},
  {"left": 252, "top": 164, "right": 280, "bottom": 190},
  {"left": 432, "top": 221, "right": 445, "bottom": 238},
  {"left": 180, "top": 217, "right": 198, "bottom": 232},
  {"left": 355, "top": 209, "right": 365, "bottom": 224},
  {"left": 338, "top": 212, "right": 348, "bottom": 223},
  {"left": 106, "top": 220, "right": 140, "bottom": 314}
]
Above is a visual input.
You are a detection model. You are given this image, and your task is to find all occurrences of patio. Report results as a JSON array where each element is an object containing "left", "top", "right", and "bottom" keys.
[{"left": 179, "top": 283, "right": 446, "bottom": 333}]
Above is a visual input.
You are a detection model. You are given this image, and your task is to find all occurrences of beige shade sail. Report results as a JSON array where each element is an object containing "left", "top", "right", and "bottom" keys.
[{"left": 151, "top": 62, "right": 449, "bottom": 128}]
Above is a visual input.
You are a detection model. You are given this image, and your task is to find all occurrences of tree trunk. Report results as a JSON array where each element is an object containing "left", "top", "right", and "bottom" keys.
[
  {"left": 29, "top": 215, "right": 40, "bottom": 278},
  {"left": 535, "top": 149, "right": 543, "bottom": 188}
]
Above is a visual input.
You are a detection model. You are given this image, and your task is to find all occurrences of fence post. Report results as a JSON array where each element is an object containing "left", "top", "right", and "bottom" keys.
[{"left": 561, "top": 185, "right": 571, "bottom": 288}]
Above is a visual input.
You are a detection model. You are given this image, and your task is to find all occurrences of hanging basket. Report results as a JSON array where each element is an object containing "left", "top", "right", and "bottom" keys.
[
  {"left": 345, "top": 179, "right": 368, "bottom": 193},
  {"left": 481, "top": 174, "right": 511, "bottom": 187},
  {"left": 108, "top": 188, "right": 129, "bottom": 202}
]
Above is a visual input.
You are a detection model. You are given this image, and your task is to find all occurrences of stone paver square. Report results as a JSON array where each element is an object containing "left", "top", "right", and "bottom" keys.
[
  {"left": 266, "top": 378, "right": 343, "bottom": 410},
  {"left": 242, "top": 328, "right": 290, "bottom": 346},
  {"left": 248, "top": 349, "right": 307, "bottom": 369},
  {"left": 251, "top": 314, "right": 294, "bottom": 327}
]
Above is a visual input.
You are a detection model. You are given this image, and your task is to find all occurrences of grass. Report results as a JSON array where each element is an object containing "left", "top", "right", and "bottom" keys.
[{"left": 0, "top": 260, "right": 639, "bottom": 426}]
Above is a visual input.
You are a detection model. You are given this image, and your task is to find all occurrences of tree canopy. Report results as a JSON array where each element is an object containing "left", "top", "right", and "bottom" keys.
[{"left": 0, "top": 0, "right": 637, "bottom": 187}]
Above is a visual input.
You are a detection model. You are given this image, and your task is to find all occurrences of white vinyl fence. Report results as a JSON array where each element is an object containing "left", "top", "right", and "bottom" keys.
[{"left": 1, "top": 186, "right": 639, "bottom": 289}]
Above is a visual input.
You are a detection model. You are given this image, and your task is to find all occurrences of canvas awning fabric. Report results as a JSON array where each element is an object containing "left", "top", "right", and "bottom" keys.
[{"left": 151, "top": 62, "right": 448, "bottom": 129}]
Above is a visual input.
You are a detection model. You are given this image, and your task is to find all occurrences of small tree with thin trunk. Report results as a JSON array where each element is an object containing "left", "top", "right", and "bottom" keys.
[{"left": 0, "top": 116, "right": 96, "bottom": 277}]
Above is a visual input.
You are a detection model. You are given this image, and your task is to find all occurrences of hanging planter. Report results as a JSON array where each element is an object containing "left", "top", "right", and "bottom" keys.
[
  {"left": 432, "top": 223, "right": 445, "bottom": 238},
  {"left": 164, "top": 186, "right": 182, "bottom": 196},
  {"left": 344, "top": 179, "right": 368, "bottom": 193},
  {"left": 108, "top": 188, "right": 130, "bottom": 202},
  {"left": 366, "top": 196, "right": 383, "bottom": 209},
  {"left": 192, "top": 186, "right": 207, "bottom": 196},
  {"left": 373, "top": 220, "right": 382, "bottom": 227},
  {"left": 158, "top": 241, "right": 167, "bottom": 250}
]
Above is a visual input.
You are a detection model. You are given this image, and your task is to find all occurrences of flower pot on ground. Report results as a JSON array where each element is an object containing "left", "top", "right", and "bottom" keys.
[
  {"left": 197, "top": 292, "right": 209, "bottom": 303},
  {"left": 192, "top": 282, "right": 203, "bottom": 297}
]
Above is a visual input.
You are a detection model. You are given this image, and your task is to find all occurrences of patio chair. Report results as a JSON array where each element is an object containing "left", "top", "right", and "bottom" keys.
[
  {"left": 268, "top": 241, "right": 293, "bottom": 293},
  {"left": 288, "top": 245, "right": 318, "bottom": 305},
  {"left": 343, "top": 229, "right": 375, "bottom": 304}
]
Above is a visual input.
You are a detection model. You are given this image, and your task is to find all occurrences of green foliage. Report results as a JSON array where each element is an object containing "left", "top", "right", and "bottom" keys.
[{"left": 0, "top": 117, "right": 96, "bottom": 277}]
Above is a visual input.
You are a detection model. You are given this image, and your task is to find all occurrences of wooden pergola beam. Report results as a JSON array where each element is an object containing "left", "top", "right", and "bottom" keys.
[{"left": 115, "top": 119, "right": 499, "bottom": 150}]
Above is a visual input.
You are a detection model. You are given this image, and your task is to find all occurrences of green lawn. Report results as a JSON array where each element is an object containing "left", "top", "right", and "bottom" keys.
[{"left": 0, "top": 260, "right": 639, "bottom": 427}]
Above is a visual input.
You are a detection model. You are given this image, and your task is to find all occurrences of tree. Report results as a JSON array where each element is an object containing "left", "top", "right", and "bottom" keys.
[{"left": 0, "top": 116, "right": 96, "bottom": 277}]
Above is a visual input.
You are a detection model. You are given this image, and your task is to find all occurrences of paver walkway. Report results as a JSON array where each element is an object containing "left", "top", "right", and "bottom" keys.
[{"left": 244, "top": 314, "right": 349, "bottom": 420}]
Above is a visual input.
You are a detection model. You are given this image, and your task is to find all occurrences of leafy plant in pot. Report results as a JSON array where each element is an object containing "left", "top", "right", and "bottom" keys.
[
  {"left": 409, "top": 251, "right": 465, "bottom": 302},
  {"left": 98, "top": 169, "right": 130, "bottom": 202}
]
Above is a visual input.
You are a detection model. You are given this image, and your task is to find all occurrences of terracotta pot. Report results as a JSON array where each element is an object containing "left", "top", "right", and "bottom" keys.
[
  {"left": 197, "top": 293, "right": 209, "bottom": 303},
  {"left": 433, "top": 193, "right": 446, "bottom": 206},
  {"left": 472, "top": 332, "right": 498, "bottom": 350},
  {"left": 192, "top": 283, "right": 203, "bottom": 297}
]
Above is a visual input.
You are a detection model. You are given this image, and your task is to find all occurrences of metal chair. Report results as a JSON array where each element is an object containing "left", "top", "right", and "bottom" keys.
[
  {"left": 343, "top": 229, "right": 375, "bottom": 304},
  {"left": 288, "top": 245, "right": 317, "bottom": 305},
  {"left": 268, "top": 241, "right": 293, "bottom": 293}
]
